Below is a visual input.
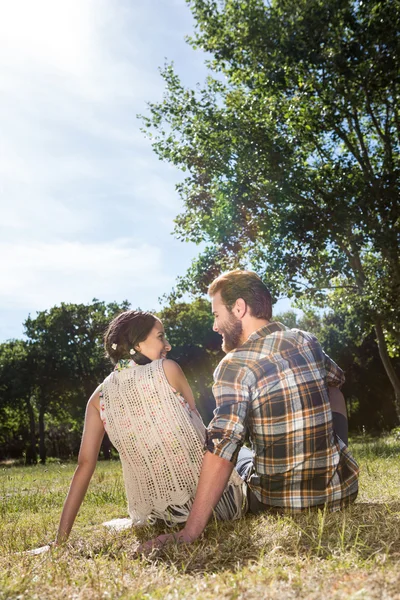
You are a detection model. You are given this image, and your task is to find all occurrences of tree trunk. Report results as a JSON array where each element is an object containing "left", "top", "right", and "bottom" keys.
[
  {"left": 38, "top": 404, "right": 47, "bottom": 464},
  {"left": 25, "top": 397, "right": 37, "bottom": 465},
  {"left": 342, "top": 243, "right": 400, "bottom": 425},
  {"left": 375, "top": 319, "right": 400, "bottom": 424}
]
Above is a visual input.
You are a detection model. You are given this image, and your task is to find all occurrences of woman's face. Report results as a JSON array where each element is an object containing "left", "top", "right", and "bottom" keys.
[{"left": 136, "top": 320, "right": 171, "bottom": 361}]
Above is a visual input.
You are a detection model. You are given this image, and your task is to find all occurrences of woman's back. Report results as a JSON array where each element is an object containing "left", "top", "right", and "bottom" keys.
[{"left": 100, "top": 358, "right": 245, "bottom": 525}]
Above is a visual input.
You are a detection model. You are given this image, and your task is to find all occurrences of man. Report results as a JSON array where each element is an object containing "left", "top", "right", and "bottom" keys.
[{"left": 142, "top": 270, "right": 359, "bottom": 550}]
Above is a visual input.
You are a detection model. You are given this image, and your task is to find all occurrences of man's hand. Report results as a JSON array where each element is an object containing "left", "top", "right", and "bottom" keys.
[
  {"left": 137, "top": 528, "right": 195, "bottom": 554},
  {"left": 138, "top": 452, "right": 234, "bottom": 554}
]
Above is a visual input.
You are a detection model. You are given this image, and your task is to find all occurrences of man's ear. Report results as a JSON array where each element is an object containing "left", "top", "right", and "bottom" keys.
[{"left": 233, "top": 298, "right": 247, "bottom": 319}]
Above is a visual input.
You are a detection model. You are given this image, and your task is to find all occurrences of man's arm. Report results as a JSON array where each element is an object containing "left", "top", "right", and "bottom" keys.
[
  {"left": 329, "top": 386, "right": 347, "bottom": 417},
  {"left": 304, "top": 333, "right": 349, "bottom": 444},
  {"left": 138, "top": 451, "right": 234, "bottom": 552},
  {"left": 323, "top": 350, "right": 347, "bottom": 415},
  {"left": 324, "top": 351, "right": 349, "bottom": 444},
  {"left": 323, "top": 351, "right": 345, "bottom": 388},
  {"left": 329, "top": 386, "right": 349, "bottom": 445},
  {"left": 138, "top": 361, "right": 249, "bottom": 552},
  {"left": 181, "top": 451, "right": 234, "bottom": 538}
]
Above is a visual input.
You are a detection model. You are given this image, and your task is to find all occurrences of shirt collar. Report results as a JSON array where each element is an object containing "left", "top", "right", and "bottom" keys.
[{"left": 247, "top": 321, "right": 289, "bottom": 342}]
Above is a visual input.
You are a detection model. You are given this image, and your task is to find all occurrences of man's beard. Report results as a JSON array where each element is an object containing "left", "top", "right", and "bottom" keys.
[{"left": 221, "top": 313, "right": 243, "bottom": 353}]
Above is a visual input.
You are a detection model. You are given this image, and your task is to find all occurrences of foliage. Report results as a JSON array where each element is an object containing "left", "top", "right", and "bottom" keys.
[
  {"left": 0, "top": 340, "right": 37, "bottom": 462},
  {"left": 0, "top": 297, "right": 222, "bottom": 460},
  {"left": 158, "top": 297, "right": 223, "bottom": 422},
  {"left": 276, "top": 309, "right": 399, "bottom": 430},
  {"left": 1, "top": 293, "right": 399, "bottom": 461},
  {"left": 141, "top": 0, "right": 400, "bottom": 418},
  {"left": 24, "top": 299, "right": 130, "bottom": 400},
  {"left": 0, "top": 300, "right": 129, "bottom": 463}
]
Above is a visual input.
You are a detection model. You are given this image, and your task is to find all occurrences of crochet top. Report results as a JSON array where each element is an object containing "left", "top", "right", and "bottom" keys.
[{"left": 99, "top": 358, "right": 246, "bottom": 526}]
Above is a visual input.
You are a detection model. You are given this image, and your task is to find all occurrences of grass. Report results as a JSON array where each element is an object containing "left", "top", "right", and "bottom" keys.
[{"left": 0, "top": 436, "right": 399, "bottom": 599}]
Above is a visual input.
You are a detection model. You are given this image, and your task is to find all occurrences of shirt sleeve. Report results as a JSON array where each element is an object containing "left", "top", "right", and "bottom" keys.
[
  {"left": 205, "top": 359, "right": 250, "bottom": 464},
  {"left": 298, "top": 329, "right": 345, "bottom": 388},
  {"left": 323, "top": 352, "right": 345, "bottom": 387}
]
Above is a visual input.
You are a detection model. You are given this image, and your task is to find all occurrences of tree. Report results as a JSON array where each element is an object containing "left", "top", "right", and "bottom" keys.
[
  {"left": 23, "top": 299, "right": 129, "bottom": 463},
  {"left": 276, "top": 308, "right": 399, "bottom": 431},
  {"left": 0, "top": 340, "right": 38, "bottom": 463},
  {"left": 158, "top": 298, "right": 223, "bottom": 421},
  {"left": 141, "top": 0, "right": 400, "bottom": 422}
]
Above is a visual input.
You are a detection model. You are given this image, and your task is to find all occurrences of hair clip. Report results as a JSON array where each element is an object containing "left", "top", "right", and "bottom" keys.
[{"left": 111, "top": 343, "right": 117, "bottom": 350}]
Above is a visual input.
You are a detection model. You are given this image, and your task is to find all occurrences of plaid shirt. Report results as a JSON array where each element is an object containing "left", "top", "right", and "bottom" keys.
[{"left": 206, "top": 322, "right": 359, "bottom": 512}]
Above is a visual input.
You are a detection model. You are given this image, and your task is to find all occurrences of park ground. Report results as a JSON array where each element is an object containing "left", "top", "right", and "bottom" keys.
[{"left": 0, "top": 436, "right": 400, "bottom": 600}]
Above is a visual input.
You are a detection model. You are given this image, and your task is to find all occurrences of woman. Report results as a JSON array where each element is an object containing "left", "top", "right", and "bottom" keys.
[{"left": 55, "top": 310, "right": 246, "bottom": 544}]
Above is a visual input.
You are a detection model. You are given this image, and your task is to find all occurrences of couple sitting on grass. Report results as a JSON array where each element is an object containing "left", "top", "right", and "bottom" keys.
[{"left": 55, "top": 270, "right": 359, "bottom": 552}]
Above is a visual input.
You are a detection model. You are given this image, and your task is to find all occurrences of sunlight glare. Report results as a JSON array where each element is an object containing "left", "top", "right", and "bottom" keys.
[{"left": 0, "top": 0, "right": 96, "bottom": 74}]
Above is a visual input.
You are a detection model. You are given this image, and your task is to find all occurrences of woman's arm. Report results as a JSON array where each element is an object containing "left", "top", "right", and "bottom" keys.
[
  {"left": 162, "top": 359, "right": 196, "bottom": 411},
  {"left": 55, "top": 386, "right": 105, "bottom": 544}
]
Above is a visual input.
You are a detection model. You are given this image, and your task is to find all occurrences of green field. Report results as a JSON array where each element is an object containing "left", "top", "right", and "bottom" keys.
[{"left": 1, "top": 437, "right": 400, "bottom": 600}]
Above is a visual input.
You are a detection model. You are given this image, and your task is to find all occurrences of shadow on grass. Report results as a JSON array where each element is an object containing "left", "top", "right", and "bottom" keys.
[
  {"left": 166, "top": 500, "right": 399, "bottom": 572},
  {"left": 68, "top": 501, "right": 400, "bottom": 575},
  {"left": 67, "top": 515, "right": 266, "bottom": 574}
]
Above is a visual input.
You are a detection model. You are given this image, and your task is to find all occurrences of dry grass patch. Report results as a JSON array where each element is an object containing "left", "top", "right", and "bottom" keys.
[{"left": 0, "top": 436, "right": 399, "bottom": 599}]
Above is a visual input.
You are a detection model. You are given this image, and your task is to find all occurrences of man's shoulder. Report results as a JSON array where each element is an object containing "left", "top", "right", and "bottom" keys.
[
  {"left": 255, "top": 324, "right": 320, "bottom": 350},
  {"left": 284, "top": 327, "right": 320, "bottom": 345},
  {"left": 255, "top": 326, "right": 327, "bottom": 368},
  {"left": 215, "top": 351, "right": 245, "bottom": 371},
  {"left": 214, "top": 351, "right": 252, "bottom": 383},
  {"left": 239, "top": 325, "right": 323, "bottom": 369},
  {"left": 213, "top": 326, "right": 323, "bottom": 382}
]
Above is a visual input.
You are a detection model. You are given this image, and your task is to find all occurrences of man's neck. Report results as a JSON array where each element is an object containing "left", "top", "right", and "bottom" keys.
[{"left": 241, "top": 318, "right": 270, "bottom": 345}]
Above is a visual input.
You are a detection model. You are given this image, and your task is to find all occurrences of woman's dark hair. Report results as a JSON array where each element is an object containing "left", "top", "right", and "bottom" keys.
[
  {"left": 104, "top": 310, "right": 160, "bottom": 366},
  {"left": 208, "top": 270, "right": 272, "bottom": 320}
]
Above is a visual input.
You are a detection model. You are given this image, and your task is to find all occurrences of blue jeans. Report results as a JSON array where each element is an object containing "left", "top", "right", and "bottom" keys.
[{"left": 235, "top": 446, "right": 254, "bottom": 480}]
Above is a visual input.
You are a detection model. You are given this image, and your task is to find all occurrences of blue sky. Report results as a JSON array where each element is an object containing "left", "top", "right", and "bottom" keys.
[{"left": 0, "top": 0, "right": 290, "bottom": 342}]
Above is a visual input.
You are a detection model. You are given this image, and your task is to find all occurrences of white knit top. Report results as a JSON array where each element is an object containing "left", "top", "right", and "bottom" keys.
[{"left": 100, "top": 358, "right": 246, "bottom": 526}]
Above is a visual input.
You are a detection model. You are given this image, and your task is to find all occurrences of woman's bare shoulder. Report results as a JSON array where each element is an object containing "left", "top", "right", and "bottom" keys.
[
  {"left": 161, "top": 359, "right": 195, "bottom": 409},
  {"left": 162, "top": 358, "right": 183, "bottom": 375},
  {"left": 162, "top": 358, "right": 182, "bottom": 369}
]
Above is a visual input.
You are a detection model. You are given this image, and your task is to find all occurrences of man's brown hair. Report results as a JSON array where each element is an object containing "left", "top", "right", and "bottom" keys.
[{"left": 208, "top": 270, "right": 272, "bottom": 320}]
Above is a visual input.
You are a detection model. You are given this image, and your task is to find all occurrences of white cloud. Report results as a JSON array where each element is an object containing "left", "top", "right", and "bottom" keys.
[
  {"left": 0, "top": 239, "right": 171, "bottom": 310},
  {"left": 0, "top": 0, "right": 96, "bottom": 75},
  {"left": 0, "top": 0, "right": 209, "bottom": 340}
]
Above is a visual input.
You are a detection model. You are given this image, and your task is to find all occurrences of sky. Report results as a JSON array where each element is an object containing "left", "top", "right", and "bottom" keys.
[{"left": 0, "top": 0, "right": 291, "bottom": 342}]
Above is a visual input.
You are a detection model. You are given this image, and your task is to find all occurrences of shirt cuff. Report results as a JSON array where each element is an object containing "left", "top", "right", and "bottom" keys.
[
  {"left": 205, "top": 431, "right": 240, "bottom": 463},
  {"left": 327, "top": 370, "right": 345, "bottom": 387}
]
